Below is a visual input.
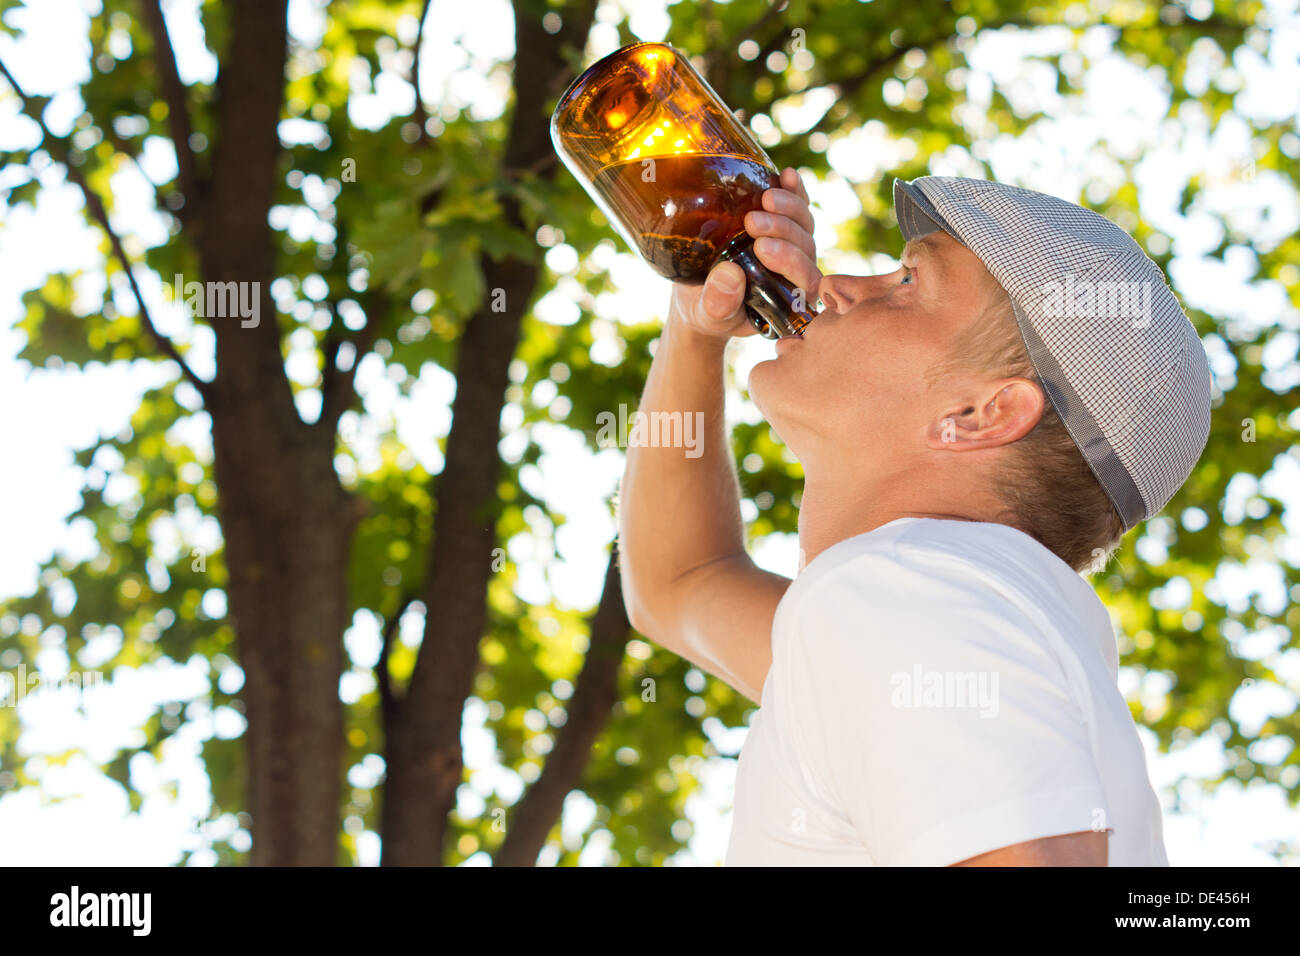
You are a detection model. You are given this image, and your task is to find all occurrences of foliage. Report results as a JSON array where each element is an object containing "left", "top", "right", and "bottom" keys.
[{"left": 1, "top": 0, "right": 1296, "bottom": 864}]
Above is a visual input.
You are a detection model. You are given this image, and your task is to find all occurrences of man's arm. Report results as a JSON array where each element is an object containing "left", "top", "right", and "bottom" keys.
[
  {"left": 951, "top": 831, "right": 1107, "bottom": 866},
  {"left": 616, "top": 168, "right": 820, "bottom": 704},
  {"left": 616, "top": 310, "right": 792, "bottom": 703}
]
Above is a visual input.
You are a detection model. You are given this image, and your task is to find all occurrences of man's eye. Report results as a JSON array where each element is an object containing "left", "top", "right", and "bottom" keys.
[{"left": 901, "top": 267, "right": 915, "bottom": 285}]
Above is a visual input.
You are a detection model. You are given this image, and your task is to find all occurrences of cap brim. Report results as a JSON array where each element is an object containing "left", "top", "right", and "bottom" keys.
[{"left": 893, "top": 178, "right": 960, "bottom": 243}]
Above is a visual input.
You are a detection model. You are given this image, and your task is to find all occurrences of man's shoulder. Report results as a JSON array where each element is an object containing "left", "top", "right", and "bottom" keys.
[{"left": 773, "top": 516, "right": 1118, "bottom": 681}]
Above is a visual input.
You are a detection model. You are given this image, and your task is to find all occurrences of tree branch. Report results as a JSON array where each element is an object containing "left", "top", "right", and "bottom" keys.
[
  {"left": 378, "top": 593, "right": 416, "bottom": 722},
  {"left": 408, "top": 0, "right": 433, "bottom": 145},
  {"left": 802, "top": 45, "right": 910, "bottom": 139},
  {"left": 492, "top": 544, "right": 630, "bottom": 866},
  {"left": 802, "top": 16, "right": 1046, "bottom": 141},
  {"left": 139, "top": 0, "right": 202, "bottom": 220},
  {"left": 722, "top": 0, "right": 788, "bottom": 52},
  {"left": 0, "top": 56, "right": 213, "bottom": 402},
  {"left": 701, "top": 0, "right": 790, "bottom": 91},
  {"left": 318, "top": 289, "right": 384, "bottom": 431},
  {"left": 554, "top": 0, "right": 599, "bottom": 91}
]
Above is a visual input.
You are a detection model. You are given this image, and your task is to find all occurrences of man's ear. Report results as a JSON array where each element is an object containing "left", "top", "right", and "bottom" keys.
[{"left": 926, "top": 377, "right": 1045, "bottom": 451}]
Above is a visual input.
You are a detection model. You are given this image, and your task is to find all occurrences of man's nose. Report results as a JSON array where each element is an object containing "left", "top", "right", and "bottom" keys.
[
  {"left": 818, "top": 274, "right": 860, "bottom": 314},
  {"left": 818, "top": 269, "right": 899, "bottom": 314}
]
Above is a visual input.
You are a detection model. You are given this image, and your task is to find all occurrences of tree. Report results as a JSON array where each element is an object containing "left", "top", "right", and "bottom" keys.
[{"left": 1, "top": 0, "right": 1295, "bottom": 865}]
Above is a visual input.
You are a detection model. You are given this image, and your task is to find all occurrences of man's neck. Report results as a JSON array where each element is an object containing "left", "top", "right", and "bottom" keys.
[{"left": 795, "top": 470, "right": 990, "bottom": 572}]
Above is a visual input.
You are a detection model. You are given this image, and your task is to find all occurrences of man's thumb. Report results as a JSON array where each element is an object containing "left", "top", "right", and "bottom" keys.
[{"left": 702, "top": 262, "right": 745, "bottom": 319}]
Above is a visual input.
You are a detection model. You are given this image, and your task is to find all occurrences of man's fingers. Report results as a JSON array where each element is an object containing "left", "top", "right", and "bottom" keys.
[
  {"left": 745, "top": 208, "right": 816, "bottom": 261},
  {"left": 760, "top": 188, "right": 815, "bottom": 235},
  {"left": 753, "top": 237, "right": 821, "bottom": 301},
  {"left": 780, "top": 166, "right": 809, "bottom": 203}
]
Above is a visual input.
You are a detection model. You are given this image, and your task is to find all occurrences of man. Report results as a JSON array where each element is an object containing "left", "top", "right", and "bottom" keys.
[{"left": 616, "top": 169, "right": 1212, "bottom": 866}]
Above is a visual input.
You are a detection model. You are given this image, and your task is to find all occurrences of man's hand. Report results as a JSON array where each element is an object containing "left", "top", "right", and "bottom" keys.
[{"left": 669, "top": 166, "right": 822, "bottom": 339}]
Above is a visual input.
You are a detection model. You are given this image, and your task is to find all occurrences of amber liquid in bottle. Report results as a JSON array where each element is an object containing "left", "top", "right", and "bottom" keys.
[{"left": 591, "top": 153, "right": 778, "bottom": 282}]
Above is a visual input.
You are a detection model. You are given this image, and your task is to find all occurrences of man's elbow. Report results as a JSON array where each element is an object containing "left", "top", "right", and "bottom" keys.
[
  {"left": 623, "top": 591, "right": 655, "bottom": 637},
  {"left": 617, "top": 545, "right": 682, "bottom": 638},
  {"left": 618, "top": 561, "right": 664, "bottom": 637}
]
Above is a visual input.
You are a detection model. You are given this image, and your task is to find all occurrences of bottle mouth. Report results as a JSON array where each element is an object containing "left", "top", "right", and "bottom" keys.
[
  {"left": 782, "top": 308, "right": 818, "bottom": 338},
  {"left": 755, "top": 303, "right": 817, "bottom": 340}
]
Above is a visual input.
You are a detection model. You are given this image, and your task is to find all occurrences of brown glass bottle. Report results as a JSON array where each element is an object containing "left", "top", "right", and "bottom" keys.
[{"left": 551, "top": 43, "right": 814, "bottom": 339}]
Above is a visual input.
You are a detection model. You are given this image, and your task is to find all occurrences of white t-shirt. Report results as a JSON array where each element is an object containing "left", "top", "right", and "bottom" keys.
[{"left": 724, "top": 516, "right": 1169, "bottom": 866}]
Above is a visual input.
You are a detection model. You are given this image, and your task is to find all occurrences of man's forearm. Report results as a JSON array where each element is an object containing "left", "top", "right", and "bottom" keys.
[{"left": 617, "top": 307, "right": 746, "bottom": 637}]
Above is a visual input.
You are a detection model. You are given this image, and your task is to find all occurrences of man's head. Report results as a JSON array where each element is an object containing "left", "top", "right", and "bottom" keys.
[{"left": 748, "top": 176, "right": 1212, "bottom": 575}]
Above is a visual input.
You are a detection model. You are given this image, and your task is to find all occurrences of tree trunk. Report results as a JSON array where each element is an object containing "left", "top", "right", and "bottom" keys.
[
  {"left": 196, "top": 0, "right": 352, "bottom": 865},
  {"left": 378, "top": 252, "right": 541, "bottom": 865},
  {"left": 211, "top": 421, "right": 353, "bottom": 864},
  {"left": 377, "top": 0, "right": 598, "bottom": 865}
]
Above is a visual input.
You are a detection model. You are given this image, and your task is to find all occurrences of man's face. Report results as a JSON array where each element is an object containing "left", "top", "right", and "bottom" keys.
[{"left": 748, "top": 230, "right": 994, "bottom": 472}]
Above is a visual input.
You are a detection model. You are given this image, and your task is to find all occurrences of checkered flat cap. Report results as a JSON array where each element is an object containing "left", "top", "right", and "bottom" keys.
[{"left": 893, "top": 175, "right": 1213, "bottom": 533}]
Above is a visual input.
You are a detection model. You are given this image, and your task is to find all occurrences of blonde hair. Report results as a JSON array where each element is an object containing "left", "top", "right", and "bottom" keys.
[{"left": 925, "top": 274, "right": 1127, "bottom": 575}]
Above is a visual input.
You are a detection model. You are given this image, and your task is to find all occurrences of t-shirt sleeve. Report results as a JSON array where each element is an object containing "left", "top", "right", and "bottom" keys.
[{"left": 779, "top": 551, "right": 1109, "bottom": 867}]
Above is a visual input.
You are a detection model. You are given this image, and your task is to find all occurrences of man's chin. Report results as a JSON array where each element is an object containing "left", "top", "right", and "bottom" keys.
[
  {"left": 746, "top": 355, "right": 776, "bottom": 403},
  {"left": 746, "top": 357, "right": 789, "bottom": 425}
]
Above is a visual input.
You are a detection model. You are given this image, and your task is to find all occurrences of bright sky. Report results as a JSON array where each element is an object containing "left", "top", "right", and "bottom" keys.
[{"left": 1, "top": 0, "right": 1298, "bottom": 865}]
